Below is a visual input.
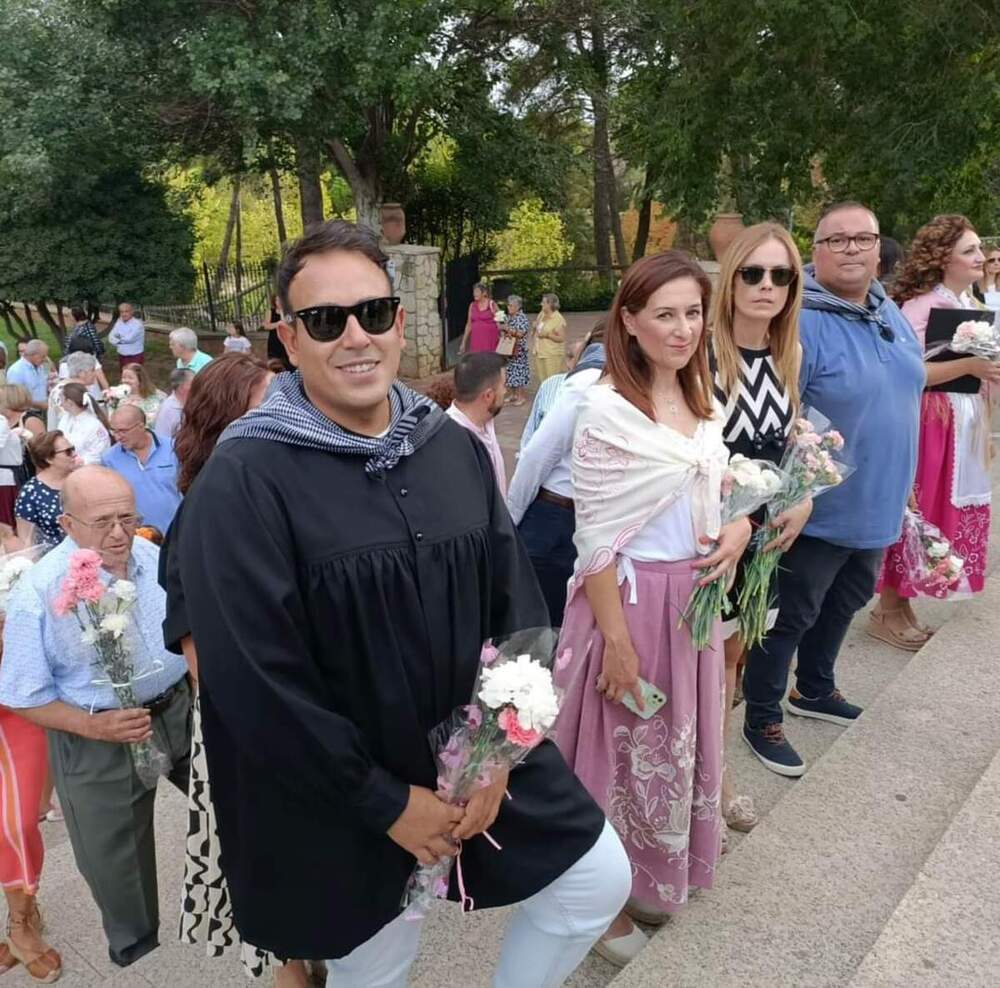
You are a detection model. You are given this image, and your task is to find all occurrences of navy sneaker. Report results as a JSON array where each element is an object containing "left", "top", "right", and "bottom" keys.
[
  {"left": 742, "top": 722, "right": 805, "bottom": 778},
  {"left": 786, "top": 688, "right": 862, "bottom": 726}
]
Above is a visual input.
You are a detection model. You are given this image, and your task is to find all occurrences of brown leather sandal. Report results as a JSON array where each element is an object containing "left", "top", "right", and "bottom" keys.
[
  {"left": 866, "top": 608, "right": 928, "bottom": 652},
  {"left": 6, "top": 908, "right": 61, "bottom": 983}
]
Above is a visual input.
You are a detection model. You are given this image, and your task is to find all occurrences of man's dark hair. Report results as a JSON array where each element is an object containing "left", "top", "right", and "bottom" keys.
[
  {"left": 816, "top": 200, "right": 879, "bottom": 231},
  {"left": 454, "top": 352, "right": 506, "bottom": 403},
  {"left": 70, "top": 305, "right": 87, "bottom": 321},
  {"left": 276, "top": 220, "right": 390, "bottom": 315},
  {"left": 67, "top": 334, "right": 96, "bottom": 355}
]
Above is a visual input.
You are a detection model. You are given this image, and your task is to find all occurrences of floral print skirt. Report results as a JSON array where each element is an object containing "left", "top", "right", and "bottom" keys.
[{"left": 554, "top": 557, "right": 723, "bottom": 913}]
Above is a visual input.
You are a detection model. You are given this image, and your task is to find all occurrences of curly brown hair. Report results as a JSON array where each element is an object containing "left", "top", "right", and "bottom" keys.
[
  {"left": 174, "top": 353, "right": 270, "bottom": 494},
  {"left": 892, "top": 214, "right": 975, "bottom": 304}
]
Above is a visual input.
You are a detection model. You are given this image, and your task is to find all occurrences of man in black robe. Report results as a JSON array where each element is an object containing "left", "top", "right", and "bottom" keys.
[{"left": 166, "top": 220, "right": 629, "bottom": 983}]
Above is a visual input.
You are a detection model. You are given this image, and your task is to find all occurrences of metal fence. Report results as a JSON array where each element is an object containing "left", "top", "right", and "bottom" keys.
[{"left": 144, "top": 258, "right": 275, "bottom": 334}]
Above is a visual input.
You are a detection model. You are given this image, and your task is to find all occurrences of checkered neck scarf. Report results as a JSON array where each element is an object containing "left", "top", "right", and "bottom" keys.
[{"left": 219, "top": 371, "right": 445, "bottom": 477}]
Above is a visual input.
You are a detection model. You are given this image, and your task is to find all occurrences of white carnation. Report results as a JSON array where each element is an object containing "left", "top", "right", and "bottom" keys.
[
  {"left": 0, "top": 556, "right": 34, "bottom": 592},
  {"left": 109, "top": 580, "right": 137, "bottom": 604},
  {"left": 947, "top": 555, "right": 964, "bottom": 572},
  {"left": 478, "top": 654, "right": 560, "bottom": 732},
  {"left": 926, "top": 541, "right": 949, "bottom": 560},
  {"left": 100, "top": 613, "right": 128, "bottom": 639},
  {"left": 81, "top": 627, "right": 99, "bottom": 646}
]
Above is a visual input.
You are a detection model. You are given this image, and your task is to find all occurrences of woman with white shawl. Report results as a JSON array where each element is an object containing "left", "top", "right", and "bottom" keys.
[{"left": 553, "top": 252, "right": 751, "bottom": 968}]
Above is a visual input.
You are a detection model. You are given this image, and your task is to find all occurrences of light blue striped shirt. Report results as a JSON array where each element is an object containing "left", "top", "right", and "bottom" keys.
[{"left": 0, "top": 536, "right": 187, "bottom": 710}]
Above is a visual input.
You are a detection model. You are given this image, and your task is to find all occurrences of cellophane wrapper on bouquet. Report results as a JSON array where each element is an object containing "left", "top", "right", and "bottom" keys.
[
  {"left": 897, "top": 508, "right": 971, "bottom": 599},
  {"left": 925, "top": 317, "right": 1000, "bottom": 362},
  {"left": 738, "top": 409, "right": 856, "bottom": 648},
  {"left": 401, "top": 627, "right": 561, "bottom": 920},
  {"left": 681, "top": 456, "right": 788, "bottom": 650}
]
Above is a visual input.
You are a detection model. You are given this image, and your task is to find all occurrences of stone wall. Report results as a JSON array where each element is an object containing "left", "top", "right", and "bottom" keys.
[{"left": 384, "top": 243, "right": 442, "bottom": 379}]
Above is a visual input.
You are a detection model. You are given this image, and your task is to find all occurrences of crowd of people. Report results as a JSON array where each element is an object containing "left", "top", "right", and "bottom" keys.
[{"left": 0, "top": 207, "right": 992, "bottom": 987}]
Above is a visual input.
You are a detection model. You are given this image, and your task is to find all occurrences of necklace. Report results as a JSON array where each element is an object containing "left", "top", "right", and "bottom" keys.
[{"left": 656, "top": 389, "right": 683, "bottom": 415}]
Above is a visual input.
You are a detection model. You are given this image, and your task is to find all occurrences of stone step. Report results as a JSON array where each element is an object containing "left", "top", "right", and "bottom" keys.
[
  {"left": 610, "top": 568, "right": 1000, "bottom": 988},
  {"left": 847, "top": 744, "right": 1000, "bottom": 988}
]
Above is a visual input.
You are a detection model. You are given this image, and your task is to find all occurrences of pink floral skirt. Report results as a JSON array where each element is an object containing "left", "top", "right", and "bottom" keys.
[
  {"left": 553, "top": 557, "right": 723, "bottom": 913},
  {"left": 879, "top": 393, "right": 991, "bottom": 596}
]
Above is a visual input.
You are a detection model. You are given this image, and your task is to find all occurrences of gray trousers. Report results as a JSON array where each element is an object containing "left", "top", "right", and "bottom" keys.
[{"left": 48, "top": 679, "right": 192, "bottom": 959}]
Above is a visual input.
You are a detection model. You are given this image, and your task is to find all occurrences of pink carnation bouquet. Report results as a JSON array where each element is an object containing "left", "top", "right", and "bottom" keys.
[
  {"left": 896, "top": 509, "right": 970, "bottom": 598},
  {"left": 401, "top": 627, "right": 561, "bottom": 919},
  {"left": 53, "top": 548, "right": 170, "bottom": 789},
  {"left": 738, "top": 410, "right": 855, "bottom": 648}
]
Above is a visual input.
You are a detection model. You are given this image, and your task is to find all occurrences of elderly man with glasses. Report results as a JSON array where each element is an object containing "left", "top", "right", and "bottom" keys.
[
  {"left": 740, "top": 201, "right": 926, "bottom": 778},
  {"left": 103, "top": 404, "right": 181, "bottom": 535},
  {"left": 0, "top": 466, "right": 191, "bottom": 968}
]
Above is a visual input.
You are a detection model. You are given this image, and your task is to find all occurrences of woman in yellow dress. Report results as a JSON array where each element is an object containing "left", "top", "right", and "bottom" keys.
[{"left": 533, "top": 293, "right": 568, "bottom": 382}]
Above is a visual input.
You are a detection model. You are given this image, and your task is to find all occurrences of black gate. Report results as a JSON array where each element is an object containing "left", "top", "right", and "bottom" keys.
[{"left": 443, "top": 253, "right": 480, "bottom": 366}]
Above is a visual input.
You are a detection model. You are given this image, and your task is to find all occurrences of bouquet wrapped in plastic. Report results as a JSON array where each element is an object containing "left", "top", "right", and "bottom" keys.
[
  {"left": 738, "top": 410, "right": 855, "bottom": 648},
  {"left": 895, "top": 509, "right": 970, "bottom": 598},
  {"left": 401, "top": 628, "right": 560, "bottom": 919},
  {"left": 681, "top": 455, "right": 786, "bottom": 650},
  {"left": 0, "top": 544, "right": 49, "bottom": 613},
  {"left": 53, "top": 548, "right": 171, "bottom": 789},
  {"left": 924, "top": 318, "right": 1000, "bottom": 362}
]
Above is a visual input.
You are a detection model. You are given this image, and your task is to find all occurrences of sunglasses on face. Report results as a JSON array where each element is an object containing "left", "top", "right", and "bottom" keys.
[
  {"left": 737, "top": 266, "right": 796, "bottom": 287},
  {"left": 54, "top": 446, "right": 76, "bottom": 457},
  {"left": 286, "top": 297, "right": 401, "bottom": 343}
]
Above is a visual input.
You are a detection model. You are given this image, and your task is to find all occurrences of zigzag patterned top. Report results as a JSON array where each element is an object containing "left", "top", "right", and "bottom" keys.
[{"left": 713, "top": 346, "right": 793, "bottom": 463}]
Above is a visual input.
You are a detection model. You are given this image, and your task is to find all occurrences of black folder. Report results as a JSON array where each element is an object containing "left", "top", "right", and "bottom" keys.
[{"left": 924, "top": 307, "right": 987, "bottom": 394}]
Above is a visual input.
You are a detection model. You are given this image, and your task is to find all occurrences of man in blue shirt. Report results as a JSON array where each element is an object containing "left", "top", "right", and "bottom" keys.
[
  {"left": 103, "top": 404, "right": 182, "bottom": 534},
  {"left": 742, "top": 202, "right": 926, "bottom": 777},
  {"left": 6, "top": 339, "right": 51, "bottom": 409},
  {"left": 0, "top": 466, "right": 191, "bottom": 967}
]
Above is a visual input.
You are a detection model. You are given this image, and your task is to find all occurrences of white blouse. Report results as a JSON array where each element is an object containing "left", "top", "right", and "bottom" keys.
[{"left": 63, "top": 412, "right": 111, "bottom": 465}]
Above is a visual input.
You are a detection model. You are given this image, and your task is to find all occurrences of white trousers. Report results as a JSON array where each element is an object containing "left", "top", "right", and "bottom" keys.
[{"left": 326, "top": 820, "right": 630, "bottom": 987}]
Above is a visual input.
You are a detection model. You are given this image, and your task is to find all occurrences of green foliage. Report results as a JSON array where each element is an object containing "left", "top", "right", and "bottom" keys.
[{"left": 491, "top": 199, "right": 574, "bottom": 270}]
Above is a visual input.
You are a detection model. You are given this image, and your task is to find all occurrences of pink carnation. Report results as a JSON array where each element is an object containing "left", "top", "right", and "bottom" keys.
[
  {"left": 497, "top": 706, "right": 543, "bottom": 748},
  {"left": 52, "top": 589, "right": 76, "bottom": 618},
  {"left": 68, "top": 549, "right": 102, "bottom": 578},
  {"left": 480, "top": 644, "right": 500, "bottom": 667},
  {"left": 824, "top": 430, "right": 845, "bottom": 450}
]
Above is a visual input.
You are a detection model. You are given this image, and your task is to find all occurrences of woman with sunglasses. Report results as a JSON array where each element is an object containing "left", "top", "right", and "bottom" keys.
[
  {"left": 972, "top": 246, "right": 1000, "bottom": 309},
  {"left": 709, "top": 223, "right": 808, "bottom": 834},
  {"left": 14, "top": 432, "right": 82, "bottom": 547},
  {"left": 872, "top": 215, "right": 999, "bottom": 649}
]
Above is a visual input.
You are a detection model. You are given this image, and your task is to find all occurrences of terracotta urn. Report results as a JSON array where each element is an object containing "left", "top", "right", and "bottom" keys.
[
  {"left": 381, "top": 202, "right": 406, "bottom": 246},
  {"left": 708, "top": 212, "right": 745, "bottom": 261}
]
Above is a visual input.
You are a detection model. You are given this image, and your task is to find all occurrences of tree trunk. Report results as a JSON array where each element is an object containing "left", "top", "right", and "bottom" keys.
[
  {"left": 632, "top": 187, "right": 653, "bottom": 261},
  {"left": 587, "top": 20, "right": 614, "bottom": 278},
  {"left": 296, "top": 142, "right": 325, "bottom": 229},
  {"left": 36, "top": 301, "right": 62, "bottom": 346},
  {"left": 22, "top": 303, "right": 37, "bottom": 337},
  {"left": 326, "top": 138, "right": 382, "bottom": 235},
  {"left": 0, "top": 301, "right": 30, "bottom": 342},
  {"left": 269, "top": 167, "right": 288, "bottom": 248},
  {"left": 607, "top": 169, "right": 627, "bottom": 268},
  {"left": 234, "top": 198, "right": 244, "bottom": 322},
  {"left": 217, "top": 177, "right": 241, "bottom": 274},
  {"left": 592, "top": 120, "right": 614, "bottom": 276}
]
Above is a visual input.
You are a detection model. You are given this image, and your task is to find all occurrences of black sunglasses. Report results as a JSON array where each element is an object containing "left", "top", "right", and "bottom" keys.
[
  {"left": 737, "top": 266, "right": 796, "bottom": 287},
  {"left": 287, "top": 297, "right": 401, "bottom": 342}
]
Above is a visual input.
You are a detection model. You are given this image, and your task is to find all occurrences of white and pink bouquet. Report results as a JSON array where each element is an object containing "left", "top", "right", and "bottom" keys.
[
  {"left": 925, "top": 319, "right": 1000, "bottom": 362},
  {"left": 401, "top": 628, "right": 561, "bottom": 919},
  {"left": 53, "top": 548, "right": 169, "bottom": 789},
  {"left": 896, "top": 509, "right": 970, "bottom": 598},
  {"left": 103, "top": 384, "right": 132, "bottom": 410},
  {"left": 681, "top": 455, "right": 786, "bottom": 650},
  {"left": 738, "top": 411, "right": 855, "bottom": 647}
]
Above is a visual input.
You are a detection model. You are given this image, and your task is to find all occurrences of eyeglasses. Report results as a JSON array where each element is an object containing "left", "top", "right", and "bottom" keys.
[
  {"left": 737, "top": 266, "right": 796, "bottom": 287},
  {"left": 813, "top": 233, "right": 880, "bottom": 253},
  {"left": 66, "top": 513, "right": 143, "bottom": 534},
  {"left": 111, "top": 422, "right": 144, "bottom": 437},
  {"left": 287, "top": 297, "right": 401, "bottom": 343},
  {"left": 986, "top": 258, "right": 1000, "bottom": 265},
  {"left": 54, "top": 446, "right": 76, "bottom": 457}
]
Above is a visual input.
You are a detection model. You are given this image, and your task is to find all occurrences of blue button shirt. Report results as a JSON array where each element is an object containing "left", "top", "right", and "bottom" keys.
[
  {"left": 6, "top": 358, "right": 48, "bottom": 403},
  {"left": 0, "top": 536, "right": 188, "bottom": 711},
  {"left": 102, "top": 433, "right": 182, "bottom": 534},
  {"left": 799, "top": 273, "right": 926, "bottom": 549}
]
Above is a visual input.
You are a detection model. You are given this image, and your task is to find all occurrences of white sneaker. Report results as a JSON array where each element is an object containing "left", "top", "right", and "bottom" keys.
[{"left": 592, "top": 924, "right": 649, "bottom": 967}]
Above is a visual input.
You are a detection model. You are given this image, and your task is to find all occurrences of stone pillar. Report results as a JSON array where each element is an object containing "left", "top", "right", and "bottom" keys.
[{"left": 383, "top": 244, "right": 442, "bottom": 379}]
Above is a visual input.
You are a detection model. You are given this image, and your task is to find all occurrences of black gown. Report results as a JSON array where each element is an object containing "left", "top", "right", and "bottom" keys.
[{"left": 163, "top": 419, "right": 605, "bottom": 960}]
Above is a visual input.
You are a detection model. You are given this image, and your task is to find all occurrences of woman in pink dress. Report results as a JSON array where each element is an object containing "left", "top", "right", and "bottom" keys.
[
  {"left": 460, "top": 283, "right": 499, "bottom": 353},
  {"left": 871, "top": 215, "right": 1000, "bottom": 649},
  {"left": 554, "top": 251, "right": 751, "bottom": 968}
]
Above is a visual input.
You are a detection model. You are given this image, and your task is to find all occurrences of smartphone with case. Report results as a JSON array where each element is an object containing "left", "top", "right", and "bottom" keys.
[{"left": 621, "top": 678, "right": 667, "bottom": 720}]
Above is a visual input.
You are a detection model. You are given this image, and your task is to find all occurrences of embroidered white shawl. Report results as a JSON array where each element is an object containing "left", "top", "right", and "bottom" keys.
[{"left": 569, "top": 383, "right": 729, "bottom": 592}]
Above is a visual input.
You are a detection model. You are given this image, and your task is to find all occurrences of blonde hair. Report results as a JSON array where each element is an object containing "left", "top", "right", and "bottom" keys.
[
  {"left": 0, "top": 384, "right": 32, "bottom": 413},
  {"left": 710, "top": 222, "right": 803, "bottom": 413}
]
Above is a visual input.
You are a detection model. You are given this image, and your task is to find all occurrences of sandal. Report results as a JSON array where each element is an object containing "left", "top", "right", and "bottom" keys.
[
  {"left": 6, "top": 906, "right": 61, "bottom": 983},
  {"left": 866, "top": 609, "right": 927, "bottom": 652},
  {"left": 0, "top": 941, "right": 17, "bottom": 974}
]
